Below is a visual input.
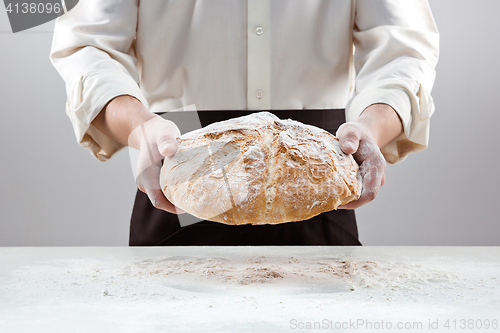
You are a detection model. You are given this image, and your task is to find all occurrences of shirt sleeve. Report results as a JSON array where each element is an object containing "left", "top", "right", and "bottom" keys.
[
  {"left": 347, "top": 0, "right": 439, "bottom": 164},
  {"left": 50, "top": 0, "right": 148, "bottom": 161}
]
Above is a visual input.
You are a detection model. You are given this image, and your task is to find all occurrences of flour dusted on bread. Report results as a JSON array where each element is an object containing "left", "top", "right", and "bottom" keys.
[{"left": 160, "top": 112, "right": 361, "bottom": 225}]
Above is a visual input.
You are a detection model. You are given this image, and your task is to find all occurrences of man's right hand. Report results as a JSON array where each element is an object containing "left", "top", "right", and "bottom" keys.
[
  {"left": 131, "top": 115, "right": 185, "bottom": 214},
  {"left": 92, "top": 95, "right": 184, "bottom": 214}
]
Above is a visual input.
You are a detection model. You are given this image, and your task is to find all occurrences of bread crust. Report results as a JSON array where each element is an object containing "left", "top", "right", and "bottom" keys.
[{"left": 160, "top": 112, "right": 362, "bottom": 225}]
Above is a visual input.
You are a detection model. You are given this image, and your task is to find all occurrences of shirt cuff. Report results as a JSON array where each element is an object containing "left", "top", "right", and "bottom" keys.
[
  {"left": 66, "top": 69, "right": 149, "bottom": 161},
  {"left": 346, "top": 78, "right": 434, "bottom": 164}
]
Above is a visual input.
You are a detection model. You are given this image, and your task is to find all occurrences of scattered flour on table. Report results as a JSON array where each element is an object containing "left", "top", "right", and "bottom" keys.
[
  {"left": 119, "top": 256, "right": 466, "bottom": 293},
  {"left": 11, "top": 255, "right": 493, "bottom": 303}
]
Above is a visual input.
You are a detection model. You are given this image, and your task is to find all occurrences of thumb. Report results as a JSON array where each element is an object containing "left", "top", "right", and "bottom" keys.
[
  {"left": 157, "top": 137, "right": 178, "bottom": 157},
  {"left": 336, "top": 123, "right": 361, "bottom": 155}
]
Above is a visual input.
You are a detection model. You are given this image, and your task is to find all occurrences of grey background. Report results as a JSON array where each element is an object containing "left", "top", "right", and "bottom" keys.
[{"left": 0, "top": 1, "right": 498, "bottom": 246}]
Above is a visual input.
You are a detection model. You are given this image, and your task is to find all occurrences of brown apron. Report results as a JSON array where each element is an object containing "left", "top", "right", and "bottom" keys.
[{"left": 129, "top": 110, "right": 361, "bottom": 246}]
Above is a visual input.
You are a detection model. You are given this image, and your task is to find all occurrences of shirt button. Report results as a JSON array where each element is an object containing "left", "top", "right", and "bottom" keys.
[
  {"left": 255, "top": 26, "right": 264, "bottom": 36},
  {"left": 255, "top": 90, "right": 264, "bottom": 99}
]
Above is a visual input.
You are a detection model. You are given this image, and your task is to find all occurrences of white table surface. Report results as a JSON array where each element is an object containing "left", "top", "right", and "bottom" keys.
[{"left": 1, "top": 247, "right": 499, "bottom": 333}]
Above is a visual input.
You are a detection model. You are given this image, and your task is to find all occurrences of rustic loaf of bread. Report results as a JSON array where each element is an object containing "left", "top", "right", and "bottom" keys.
[{"left": 160, "top": 112, "right": 362, "bottom": 225}]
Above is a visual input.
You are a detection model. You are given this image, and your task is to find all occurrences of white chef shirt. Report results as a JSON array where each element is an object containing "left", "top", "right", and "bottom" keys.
[{"left": 50, "top": 0, "right": 439, "bottom": 164}]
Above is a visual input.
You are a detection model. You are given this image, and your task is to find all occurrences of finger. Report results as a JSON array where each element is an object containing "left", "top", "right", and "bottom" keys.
[
  {"left": 336, "top": 123, "right": 361, "bottom": 155},
  {"left": 337, "top": 187, "right": 380, "bottom": 210},
  {"left": 157, "top": 138, "right": 178, "bottom": 157},
  {"left": 337, "top": 202, "right": 357, "bottom": 210},
  {"left": 136, "top": 159, "right": 185, "bottom": 214},
  {"left": 338, "top": 155, "right": 386, "bottom": 210},
  {"left": 136, "top": 162, "right": 162, "bottom": 192},
  {"left": 360, "top": 158, "right": 384, "bottom": 201},
  {"left": 146, "top": 188, "right": 185, "bottom": 214},
  {"left": 338, "top": 186, "right": 379, "bottom": 210},
  {"left": 153, "top": 118, "right": 180, "bottom": 157}
]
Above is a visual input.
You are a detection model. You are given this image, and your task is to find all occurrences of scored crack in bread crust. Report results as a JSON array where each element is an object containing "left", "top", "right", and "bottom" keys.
[{"left": 160, "top": 112, "right": 362, "bottom": 225}]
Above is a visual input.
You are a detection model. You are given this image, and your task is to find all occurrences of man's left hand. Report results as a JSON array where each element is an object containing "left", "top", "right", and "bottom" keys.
[
  {"left": 336, "top": 121, "right": 386, "bottom": 209},
  {"left": 335, "top": 103, "right": 403, "bottom": 209}
]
